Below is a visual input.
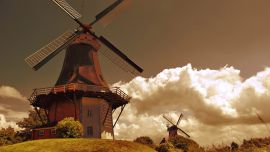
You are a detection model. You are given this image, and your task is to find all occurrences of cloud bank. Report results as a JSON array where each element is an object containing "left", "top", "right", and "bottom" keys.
[
  {"left": 0, "top": 86, "right": 26, "bottom": 101},
  {"left": 0, "top": 85, "right": 29, "bottom": 129},
  {"left": 0, "top": 114, "right": 20, "bottom": 130},
  {"left": 113, "top": 64, "right": 270, "bottom": 145}
]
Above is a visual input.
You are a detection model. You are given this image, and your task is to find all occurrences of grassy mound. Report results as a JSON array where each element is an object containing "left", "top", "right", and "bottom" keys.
[{"left": 0, "top": 138, "right": 156, "bottom": 152}]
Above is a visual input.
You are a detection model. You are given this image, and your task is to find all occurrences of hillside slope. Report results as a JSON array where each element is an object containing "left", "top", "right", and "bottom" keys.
[{"left": 0, "top": 138, "right": 156, "bottom": 152}]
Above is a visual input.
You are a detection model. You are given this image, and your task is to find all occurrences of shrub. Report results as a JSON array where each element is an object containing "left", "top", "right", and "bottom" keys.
[
  {"left": 0, "top": 127, "right": 24, "bottom": 146},
  {"left": 156, "top": 142, "right": 176, "bottom": 152},
  {"left": 169, "top": 135, "right": 204, "bottom": 152},
  {"left": 231, "top": 141, "right": 239, "bottom": 151},
  {"left": 134, "top": 136, "right": 154, "bottom": 145},
  {"left": 56, "top": 117, "right": 83, "bottom": 138}
]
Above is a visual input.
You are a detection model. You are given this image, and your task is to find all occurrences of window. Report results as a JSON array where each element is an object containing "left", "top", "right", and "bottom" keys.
[
  {"left": 51, "top": 128, "right": 56, "bottom": 135},
  {"left": 87, "top": 126, "right": 93, "bottom": 136},
  {"left": 88, "top": 110, "right": 92, "bottom": 117},
  {"left": 38, "top": 130, "right": 44, "bottom": 136}
]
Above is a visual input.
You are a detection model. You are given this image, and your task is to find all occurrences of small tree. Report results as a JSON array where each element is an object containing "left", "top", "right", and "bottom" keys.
[
  {"left": 17, "top": 109, "right": 48, "bottom": 141},
  {"left": 56, "top": 117, "right": 83, "bottom": 138},
  {"left": 17, "top": 110, "right": 47, "bottom": 131}
]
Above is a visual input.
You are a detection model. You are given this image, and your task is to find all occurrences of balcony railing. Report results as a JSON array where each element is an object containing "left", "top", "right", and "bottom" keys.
[{"left": 29, "top": 83, "right": 131, "bottom": 104}]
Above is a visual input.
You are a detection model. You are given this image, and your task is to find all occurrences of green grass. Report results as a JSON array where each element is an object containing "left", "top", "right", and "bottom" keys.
[{"left": 0, "top": 138, "right": 156, "bottom": 152}]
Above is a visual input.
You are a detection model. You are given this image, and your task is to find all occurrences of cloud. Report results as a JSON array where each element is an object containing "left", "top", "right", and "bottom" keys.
[
  {"left": 113, "top": 64, "right": 270, "bottom": 145},
  {"left": 0, "top": 85, "right": 29, "bottom": 123},
  {"left": 0, "top": 85, "right": 27, "bottom": 101},
  {"left": 0, "top": 114, "right": 20, "bottom": 130}
]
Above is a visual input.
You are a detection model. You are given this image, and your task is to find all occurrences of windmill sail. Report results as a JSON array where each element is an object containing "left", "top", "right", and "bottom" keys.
[
  {"left": 163, "top": 115, "right": 175, "bottom": 126},
  {"left": 176, "top": 113, "right": 183, "bottom": 125},
  {"left": 91, "top": 0, "right": 127, "bottom": 26},
  {"left": 177, "top": 127, "right": 190, "bottom": 138},
  {"left": 98, "top": 36, "right": 143, "bottom": 75},
  {"left": 52, "top": 0, "right": 82, "bottom": 20},
  {"left": 25, "top": 30, "right": 79, "bottom": 70}
]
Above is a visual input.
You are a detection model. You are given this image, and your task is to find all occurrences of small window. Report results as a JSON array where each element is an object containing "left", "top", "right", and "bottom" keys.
[
  {"left": 87, "top": 126, "right": 93, "bottom": 136},
  {"left": 38, "top": 130, "right": 44, "bottom": 136},
  {"left": 88, "top": 110, "right": 92, "bottom": 117},
  {"left": 51, "top": 128, "right": 56, "bottom": 135}
]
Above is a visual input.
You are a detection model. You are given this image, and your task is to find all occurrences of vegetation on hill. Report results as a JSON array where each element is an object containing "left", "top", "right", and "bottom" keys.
[
  {"left": 134, "top": 136, "right": 155, "bottom": 148},
  {"left": 0, "top": 138, "right": 156, "bottom": 152},
  {"left": 205, "top": 137, "right": 270, "bottom": 152}
]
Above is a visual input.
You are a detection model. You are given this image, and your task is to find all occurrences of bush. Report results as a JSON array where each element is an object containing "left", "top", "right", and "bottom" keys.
[
  {"left": 169, "top": 135, "right": 204, "bottom": 152},
  {"left": 0, "top": 127, "right": 24, "bottom": 146},
  {"left": 156, "top": 142, "right": 176, "bottom": 152},
  {"left": 231, "top": 141, "right": 239, "bottom": 151},
  {"left": 134, "top": 136, "right": 154, "bottom": 145},
  {"left": 56, "top": 117, "right": 83, "bottom": 138}
]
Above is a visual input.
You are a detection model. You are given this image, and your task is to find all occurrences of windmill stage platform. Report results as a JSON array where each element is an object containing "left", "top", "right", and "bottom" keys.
[{"left": 29, "top": 83, "right": 131, "bottom": 110}]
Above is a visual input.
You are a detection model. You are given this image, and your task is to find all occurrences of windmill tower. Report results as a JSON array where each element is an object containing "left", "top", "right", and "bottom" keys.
[
  {"left": 25, "top": 0, "right": 143, "bottom": 140},
  {"left": 163, "top": 113, "right": 190, "bottom": 140}
]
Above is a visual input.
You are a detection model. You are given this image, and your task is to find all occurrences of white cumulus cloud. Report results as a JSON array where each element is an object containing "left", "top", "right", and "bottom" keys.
[
  {"left": 0, "top": 114, "right": 20, "bottom": 130},
  {"left": 113, "top": 64, "right": 270, "bottom": 145}
]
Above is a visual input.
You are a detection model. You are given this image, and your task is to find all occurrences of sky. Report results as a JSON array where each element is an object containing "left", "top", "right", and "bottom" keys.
[{"left": 1, "top": 0, "right": 270, "bottom": 146}]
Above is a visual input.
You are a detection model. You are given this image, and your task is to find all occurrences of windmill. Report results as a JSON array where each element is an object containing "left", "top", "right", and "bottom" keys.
[
  {"left": 25, "top": 0, "right": 143, "bottom": 140},
  {"left": 163, "top": 113, "right": 190, "bottom": 139}
]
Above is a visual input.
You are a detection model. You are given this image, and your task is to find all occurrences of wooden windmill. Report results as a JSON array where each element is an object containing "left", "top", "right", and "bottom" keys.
[
  {"left": 25, "top": 0, "right": 143, "bottom": 140},
  {"left": 163, "top": 113, "right": 190, "bottom": 139}
]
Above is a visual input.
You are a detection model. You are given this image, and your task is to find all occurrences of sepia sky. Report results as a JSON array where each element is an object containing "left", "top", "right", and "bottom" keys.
[{"left": 1, "top": 0, "right": 270, "bottom": 145}]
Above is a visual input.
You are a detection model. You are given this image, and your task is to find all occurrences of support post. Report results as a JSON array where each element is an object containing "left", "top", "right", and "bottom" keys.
[{"left": 113, "top": 104, "right": 126, "bottom": 128}]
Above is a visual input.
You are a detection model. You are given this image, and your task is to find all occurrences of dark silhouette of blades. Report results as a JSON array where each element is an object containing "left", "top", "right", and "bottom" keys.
[
  {"left": 25, "top": 30, "right": 79, "bottom": 70},
  {"left": 177, "top": 127, "right": 190, "bottom": 138},
  {"left": 52, "top": 0, "right": 82, "bottom": 20},
  {"left": 91, "top": 0, "right": 124, "bottom": 25},
  {"left": 163, "top": 115, "right": 175, "bottom": 126},
  {"left": 98, "top": 36, "right": 143, "bottom": 74},
  {"left": 176, "top": 113, "right": 183, "bottom": 126}
]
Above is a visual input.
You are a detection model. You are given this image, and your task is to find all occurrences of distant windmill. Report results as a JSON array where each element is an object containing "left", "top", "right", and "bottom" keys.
[{"left": 163, "top": 113, "right": 190, "bottom": 139}]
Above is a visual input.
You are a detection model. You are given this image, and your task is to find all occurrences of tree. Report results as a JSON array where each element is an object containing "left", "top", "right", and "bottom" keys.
[
  {"left": 56, "top": 117, "right": 83, "bottom": 138},
  {"left": 0, "top": 126, "right": 23, "bottom": 146},
  {"left": 17, "top": 109, "right": 47, "bottom": 131},
  {"left": 16, "top": 109, "right": 48, "bottom": 141}
]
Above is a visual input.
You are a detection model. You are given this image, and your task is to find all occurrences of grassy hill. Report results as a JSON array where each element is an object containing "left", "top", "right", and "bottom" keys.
[{"left": 0, "top": 138, "right": 156, "bottom": 152}]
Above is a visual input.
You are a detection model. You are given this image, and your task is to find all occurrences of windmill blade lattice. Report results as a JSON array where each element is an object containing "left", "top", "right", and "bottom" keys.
[
  {"left": 98, "top": 36, "right": 143, "bottom": 74},
  {"left": 163, "top": 115, "right": 176, "bottom": 126},
  {"left": 52, "top": 0, "right": 82, "bottom": 19},
  {"left": 25, "top": 30, "right": 79, "bottom": 70},
  {"left": 176, "top": 113, "right": 183, "bottom": 126},
  {"left": 177, "top": 127, "right": 190, "bottom": 138},
  {"left": 91, "top": 0, "right": 125, "bottom": 25}
]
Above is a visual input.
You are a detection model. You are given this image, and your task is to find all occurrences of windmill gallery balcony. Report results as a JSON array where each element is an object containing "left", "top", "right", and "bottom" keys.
[{"left": 29, "top": 83, "right": 131, "bottom": 110}]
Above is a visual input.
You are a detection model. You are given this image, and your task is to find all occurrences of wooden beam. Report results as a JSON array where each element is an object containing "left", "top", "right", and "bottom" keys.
[{"left": 113, "top": 104, "right": 126, "bottom": 128}]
